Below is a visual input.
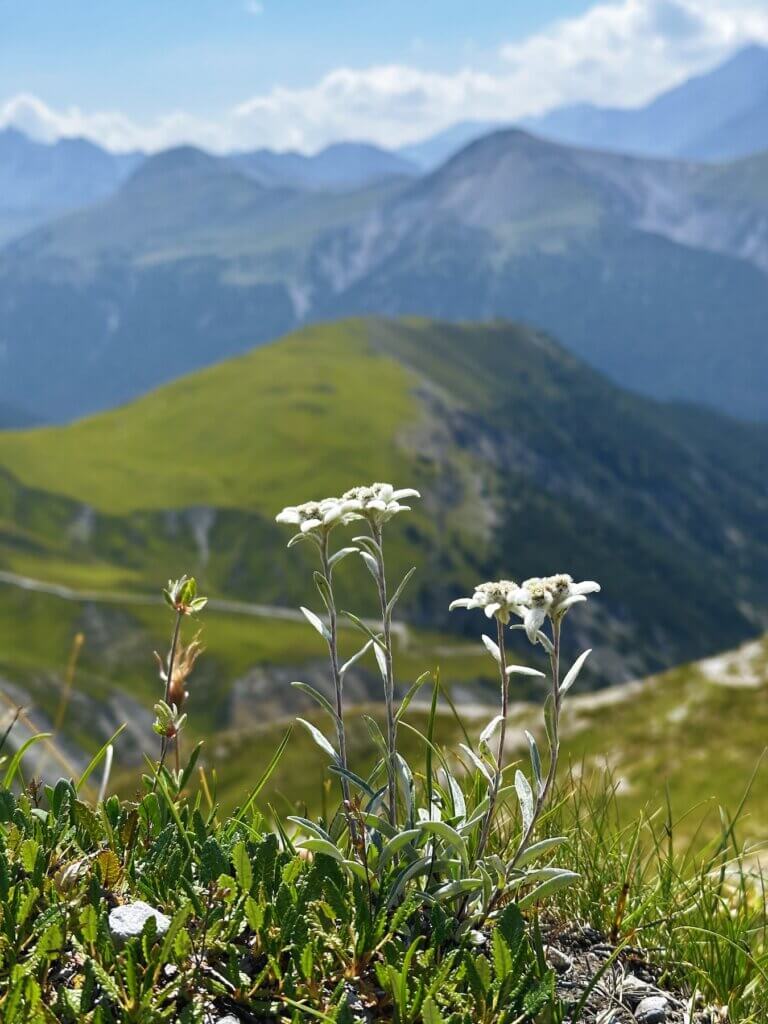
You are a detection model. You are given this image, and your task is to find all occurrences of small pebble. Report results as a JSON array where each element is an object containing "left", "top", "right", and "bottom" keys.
[
  {"left": 635, "top": 995, "right": 668, "bottom": 1023},
  {"left": 108, "top": 901, "right": 170, "bottom": 943},
  {"left": 545, "top": 945, "right": 573, "bottom": 972},
  {"left": 622, "top": 975, "right": 651, "bottom": 1006}
]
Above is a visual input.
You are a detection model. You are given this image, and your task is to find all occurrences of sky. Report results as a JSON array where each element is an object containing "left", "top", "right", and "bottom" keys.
[{"left": 1, "top": 0, "right": 767, "bottom": 153}]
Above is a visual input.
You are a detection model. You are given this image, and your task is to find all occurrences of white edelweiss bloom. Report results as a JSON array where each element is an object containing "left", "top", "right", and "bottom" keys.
[
  {"left": 517, "top": 578, "right": 554, "bottom": 642},
  {"left": 514, "top": 573, "right": 601, "bottom": 640},
  {"left": 449, "top": 580, "right": 523, "bottom": 624},
  {"left": 544, "top": 573, "right": 601, "bottom": 616},
  {"left": 341, "top": 482, "right": 420, "bottom": 526},
  {"left": 276, "top": 497, "right": 357, "bottom": 537}
]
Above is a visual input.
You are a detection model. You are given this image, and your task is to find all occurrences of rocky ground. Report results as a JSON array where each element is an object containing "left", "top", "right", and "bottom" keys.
[{"left": 544, "top": 922, "right": 728, "bottom": 1023}]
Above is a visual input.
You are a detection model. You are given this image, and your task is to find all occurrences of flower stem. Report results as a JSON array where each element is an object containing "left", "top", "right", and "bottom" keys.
[
  {"left": 320, "top": 535, "right": 352, "bottom": 817},
  {"left": 154, "top": 609, "right": 183, "bottom": 791},
  {"left": 509, "top": 617, "right": 562, "bottom": 871},
  {"left": 476, "top": 616, "right": 509, "bottom": 859},
  {"left": 371, "top": 523, "right": 398, "bottom": 827}
]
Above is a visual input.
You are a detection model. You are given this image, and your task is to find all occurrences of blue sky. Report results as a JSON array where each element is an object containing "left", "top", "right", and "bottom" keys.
[{"left": 1, "top": 0, "right": 766, "bottom": 152}]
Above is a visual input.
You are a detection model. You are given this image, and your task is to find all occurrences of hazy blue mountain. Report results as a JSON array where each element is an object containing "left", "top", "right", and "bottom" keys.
[
  {"left": 682, "top": 88, "right": 768, "bottom": 160},
  {"left": 397, "top": 120, "right": 503, "bottom": 169},
  {"left": 231, "top": 141, "right": 419, "bottom": 189},
  {"left": 522, "top": 44, "right": 768, "bottom": 160},
  {"left": 0, "top": 127, "right": 142, "bottom": 243},
  {"left": 0, "top": 401, "right": 36, "bottom": 429},
  {"left": 3, "top": 130, "right": 768, "bottom": 423}
]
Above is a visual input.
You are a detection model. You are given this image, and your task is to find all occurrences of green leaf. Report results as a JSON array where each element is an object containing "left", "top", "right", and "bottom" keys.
[
  {"left": 518, "top": 870, "right": 579, "bottom": 909},
  {"left": 235, "top": 727, "right": 292, "bottom": 821},
  {"left": 232, "top": 841, "right": 253, "bottom": 892},
  {"left": 328, "top": 546, "right": 358, "bottom": 570},
  {"left": 432, "top": 877, "right": 482, "bottom": 901},
  {"left": 422, "top": 997, "right": 446, "bottom": 1024},
  {"left": 525, "top": 731, "right": 543, "bottom": 796},
  {"left": 76, "top": 724, "right": 126, "bottom": 794},
  {"left": 362, "top": 715, "right": 389, "bottom": 759},
  {"left": 340, "top": 610, "right": 385, "bottom": 649},
  {"left": 296, "top": 719, "right": 339, "bottom": 763},
  {"left": 513, "top": 836, "right": 567, "bottom": 869},
  {"left": 378, "top": 829, "right": 421, "bottom": 873},
  {"left": 395, "top": 671, "right": 432, "bottom": 723},
  {"left": 339, "top": 640, "right": 373, "bottom": 677},
  {"left": 418, "top": 820, "right": 468, "bottom": 865},
  {"left": 291, "top": 682, "right": 340, "bottom": 724},
  {"left": 297, "top": 837, "right": 344, "bottom": 863},
  {"left": 458, "top": 743, "right": 493, "bottom": 785},
  {"left": 386, "top": 566, "right": 416, "bottom": 617},
  {"left": 3, "top": 733, "right": 52, "bottom": 788}
]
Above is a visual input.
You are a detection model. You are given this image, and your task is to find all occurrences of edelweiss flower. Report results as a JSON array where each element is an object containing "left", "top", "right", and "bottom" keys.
[
  {"left": 275, "top": 497, "right": 356, "bottom": 536},
  {"left": 342, "top": 482, "right": 420, "bottom": 526},
  {"left": 515, "top": 574, "right": 600, "bottom": 641},
  {"left": 449, "top": 580, "right": 524, "bottom": 624}
]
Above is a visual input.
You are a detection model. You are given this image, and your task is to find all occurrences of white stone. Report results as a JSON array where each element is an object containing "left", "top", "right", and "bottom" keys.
[
  {"left": 635, "top": 995, "right": 668, "bottom": 1024},
  {"left": 108, "top": 901, "right": 170, "bottom": 943}
]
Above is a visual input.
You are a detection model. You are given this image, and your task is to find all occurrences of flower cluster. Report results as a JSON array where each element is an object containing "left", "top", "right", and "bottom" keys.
[
  {"left": 451, "top": 573, "right": 600, "bottom": 639},
  {"left": 276, "top": 483, "right": 420, "bottom": 538},
  {"left": 341, "top": 482, "right": 420, "bottom": 527},
  {"left": 449, "top": 580, "right": 522, "bottom": 624}
]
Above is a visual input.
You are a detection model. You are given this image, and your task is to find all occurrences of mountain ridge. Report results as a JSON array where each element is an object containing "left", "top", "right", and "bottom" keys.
[{"left": 0, "top": 316, "right": 766, "bottom": 686}]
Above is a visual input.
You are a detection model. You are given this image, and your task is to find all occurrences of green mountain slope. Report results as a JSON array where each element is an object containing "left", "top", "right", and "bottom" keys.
[{"left": 1, "top": 317, "right": 767, "bottom": 684}]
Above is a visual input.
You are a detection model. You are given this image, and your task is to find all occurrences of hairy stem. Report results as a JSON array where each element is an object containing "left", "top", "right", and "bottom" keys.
[
  {"left": 155, "top": 610, "right": 183, "bottom": 790},
  {"left": 476, "top": 616, "right": 509, "bottom": 859},
  {"left": 321, "top": 535, "right": 352, "bottom": 817},
  {"left": 371, "top": 523, "right": 398, "bottom": 827},
  {"left": 509, "top": 617, "right": 562, "bottom": 871}
]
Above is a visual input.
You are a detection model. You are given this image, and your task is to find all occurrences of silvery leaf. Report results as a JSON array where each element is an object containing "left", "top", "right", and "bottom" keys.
[
  {"left": 300, "top": 606, "right": 330, "bottom": 642},
  {"left": 481, "top": 634, "right": 501, "bottom": 664},
  {"left": 479, "top": 715, "right": 504, "bottom": 752},
  {"left": 328, "top": 546, "right": 358, "bottom": 569},
  {"left": 518, "top": 870, "right": 579, "bottom": 910},
  {"left": 459, "top": 743, "right": 493, "bottom": 784},
  {"left": 339, "top": 639, "right": 373, "bottom": 677},
  {"left": 560, "top": 648, "right": 592, "bottom": 697},
  {"left": 374, "top": 642, "right": 388, "bottom": 682},
  {"left": 513, "top": 836, "right": 567, "bottom": 869},
  {"left": 515, "top": 770, "right": 535, "bottom": 834},
  {"left": 296, "top": 718, "right": 338, "bottom": 763},
  {"left": 359, "top": 550, "right": 380, "bottom": 580},
  {"left": 525, "top": 730, "right": 543, "bottom": 795}
]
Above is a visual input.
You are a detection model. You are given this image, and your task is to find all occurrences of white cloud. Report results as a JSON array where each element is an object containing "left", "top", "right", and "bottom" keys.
[
  {"left": 1, "top": 0, "right": 767, "bottom": 153},
  {"left": 244, "top": 1, "right": 264, "bottom": 14}
]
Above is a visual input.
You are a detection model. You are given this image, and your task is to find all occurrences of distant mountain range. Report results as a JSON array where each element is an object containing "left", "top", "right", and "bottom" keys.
[
  {"left": 2, "top": 127, "right": 768, "bottom": 423},
  {"left": 1, "top": 317, "right": 766, "bottom": 683},
  {"left": 232, "top": 141, "right": 418, "bottom": 189},
  {"left": 523, "top": 44, "right": 768, "bottom": 162},
  {"left": 0, "top": 127, "right": 142, "bottom": 244},
  {"left": 2, "top": 43, "right": 767, "bottom": 246}
]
